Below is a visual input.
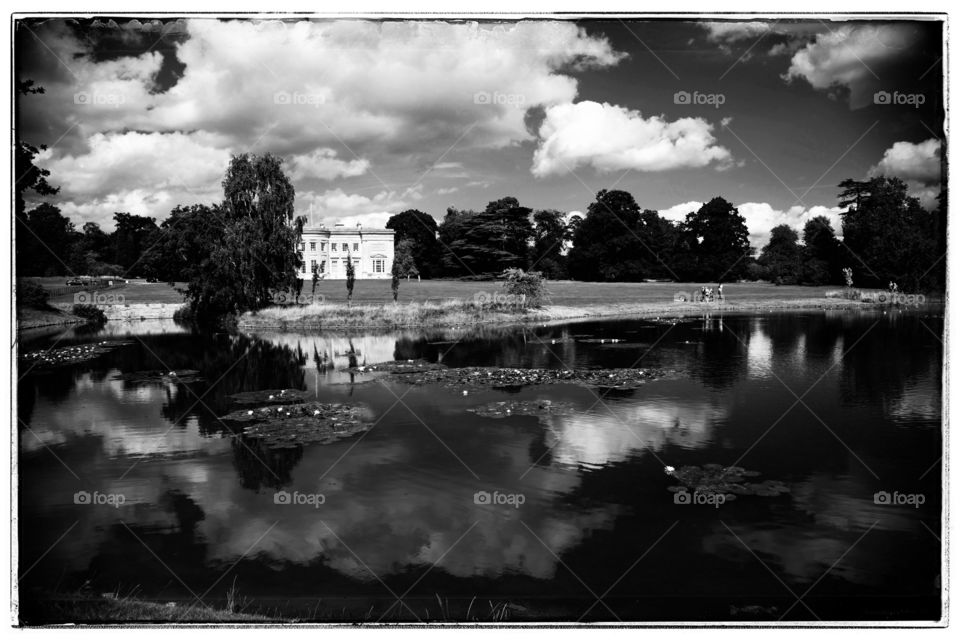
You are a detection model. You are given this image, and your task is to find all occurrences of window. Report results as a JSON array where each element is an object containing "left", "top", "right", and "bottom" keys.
[
  {"left": 321, "top": 242, "right": 326, "bottom": 251},
  {"left": 353, "top": 242, "right": 359, "bottom": 252},
  {"left": 299, "top": 243, "right": 305, "bottom": 251},
  {"left": 331, "top": 243, "right": 337, "bottom": 252},
  {"left": 309, "top": 241, "right": 316, "bottom": 251},
  {"left": 373, "top": 258, "right": 385, "bottom": 273},
  {"left": 342, "top": 243, "right": 349, "bottom": 252},
  {"left": 298, "top": 252, "right": 304, "bottom": 272},
  {"left": 310, "top": 259, "right": 317, "bottom": 272}
]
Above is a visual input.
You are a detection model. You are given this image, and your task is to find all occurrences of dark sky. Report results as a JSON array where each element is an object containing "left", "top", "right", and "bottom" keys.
[{"left": 15, "top": 16, "right": 944, "bottom": 246}]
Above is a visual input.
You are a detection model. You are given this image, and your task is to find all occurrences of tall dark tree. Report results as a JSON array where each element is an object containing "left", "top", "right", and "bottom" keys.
[
  {"left": 112, "top": 212, "right": 159, "bottom": 273},
  {"left": 532, "top": 209, "right": 569, "bottom": 278},
  {"left": 759, "top": 224, "right": 802, "bottom": 285},
  {"left": 801, "top": 216, "right": 841, "bottom": 285},
  {"left": 677, "top": 197, "right": 752, "bottom": 281},
  {"left": 840, "top": 176, "right": 940, "bottom": 290},
  {"left": 567, "top": 190, "right": 655, "bottom": 281},
  {"left": 17, "top": 203, "right": 74, "bottom": 276},
  {"left": 385, "top": 209, "right": 441, "bottom": 278}
]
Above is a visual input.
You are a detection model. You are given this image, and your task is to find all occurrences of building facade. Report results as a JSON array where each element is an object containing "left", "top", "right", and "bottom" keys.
[{"left": 297, "top": 224, "right": 395, "bottom": 280}]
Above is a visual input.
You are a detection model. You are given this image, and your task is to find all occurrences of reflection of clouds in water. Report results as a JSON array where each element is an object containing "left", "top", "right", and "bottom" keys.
[
  {"left": 746, "top": 321, "right": 773, "bottom": 378},
  {"left": 543, "top": 396, "right": 727, "bottom": 468},
  {"left": 23, "top": 373, "right": 231, "bottom": 458},
  {"left": 889, "top": 377, "right": 941, "bottom": 424}
]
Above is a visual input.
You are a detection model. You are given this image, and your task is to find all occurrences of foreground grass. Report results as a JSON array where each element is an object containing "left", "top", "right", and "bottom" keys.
[
  {"left": 19, "top": 593, "right": 278, "bottom": 625},
  {"left": 16, "top": 306, "right": 87, "bottom": 330}
]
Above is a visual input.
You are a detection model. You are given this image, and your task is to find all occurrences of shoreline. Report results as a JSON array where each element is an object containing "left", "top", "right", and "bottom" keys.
[
  {"left": 16, "top": 307, "right": 87, "bottom": 331},
  {"left": 237, "top": 297, "right": 933, "bottom": 332}
]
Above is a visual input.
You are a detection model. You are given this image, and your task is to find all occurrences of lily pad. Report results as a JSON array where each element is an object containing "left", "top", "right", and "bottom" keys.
[
  {"left": 468, "top": 399, "right": 576, "bottom": 419},
  {"left": 228, "top": 388, "right": 310, "bottom": 405},
  {"left": 220, "top": 401, "right": 371, "bottom": 449},
  {"left": 383, "top": 366, "right": 664, "bottom": 390},
  {"left": 112, "top": 369, "right": 204, "bottom": 384},
  {"left": 664, "top": 464, "right": 789, "bottom": 497},
  {"left": 20, "top": 340, "right": 134, "bottom": 370},
  {"left": 344, "top": 359, "right": 448, "bottom": 374}
]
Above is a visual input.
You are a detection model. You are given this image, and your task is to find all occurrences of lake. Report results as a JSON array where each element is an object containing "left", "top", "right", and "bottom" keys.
[{"left": 17, "top": 309, "right": 943, "bottom": 623}]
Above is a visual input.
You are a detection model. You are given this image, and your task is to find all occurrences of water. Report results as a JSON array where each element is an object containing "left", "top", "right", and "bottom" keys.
[{"left": 17, "top": 309, "right": 943, "bottom": 622}]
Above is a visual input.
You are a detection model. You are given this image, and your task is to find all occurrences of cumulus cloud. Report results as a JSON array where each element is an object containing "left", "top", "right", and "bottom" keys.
[
  {"left": 298, "top": 185, "right": 423, "bottom": 226},
  {"left": 783, "top": 24, "right": 924, "bottom": 108},
  {"left": 24, "top": 19, "right": 625, "bottom": 227},
  {"left": 868, "top": 138, "right": 942, "bottom": 209},
  {"left": 657, "top": 200, "right": 844, "bottom": 247},
  {"left": 701, "top": 21, "right": 773, "bottom": 43},
  {"left": 531, "top": 101, "right": 733, "bottom": 177}
]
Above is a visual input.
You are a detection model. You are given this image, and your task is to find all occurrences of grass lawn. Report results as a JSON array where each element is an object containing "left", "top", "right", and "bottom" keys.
[
  {"left": 297, "top": 279, "right": 837, "bottom": 306},
  {"left": 28, "top": 277, "right": 190, "bottom": 304}
]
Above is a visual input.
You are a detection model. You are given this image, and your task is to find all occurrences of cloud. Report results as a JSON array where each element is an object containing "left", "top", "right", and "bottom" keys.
[
  {"left": 701, "top": 21, "right": 772, "bottom": 43},
  {"left": 23, "top": 19, "right": 627, "bottom": 227},
  {"left": 868, "top": 138, "right": 942, "bottom": 209},
  {"left": 297, "top": 186, "right": 423, "bottom": 226},
  {"left": 37, "top": 131, "right": 229, "bottom": 229},
  {"left": 287, "top": 149, "right": 370, "bottom": 181},
  {"left": 658, "top": 200, "right": 844, "bottom": 247},
  {"left": 531, "top": 101, "right": 733, "bottom": 177},
  {"left": 783, "top": 24, "right": 923, "bottom": 108}
]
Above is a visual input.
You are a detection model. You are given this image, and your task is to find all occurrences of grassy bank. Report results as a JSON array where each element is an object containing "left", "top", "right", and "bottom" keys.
[
  {"left": 19, "top": 593, "right": 279, "bottom": 625},
  {"left": 238, "top": 293, "right": 890, "bottom": 331},
  {"left": 16, "top": 306, "right": 87, "bottom": 330}
]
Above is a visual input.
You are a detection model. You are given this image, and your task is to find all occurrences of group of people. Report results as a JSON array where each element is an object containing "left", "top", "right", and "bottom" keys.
[
  {"left": 698, "top": 283, "right": 724, "bottom": 303},
  {"left": 888, "top": 281, "right": 900, "bottom": 293}
]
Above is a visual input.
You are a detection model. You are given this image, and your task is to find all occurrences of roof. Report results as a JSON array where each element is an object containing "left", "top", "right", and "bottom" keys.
[{"left": 302, "top": 226, "right": 395, "bottom": 235}]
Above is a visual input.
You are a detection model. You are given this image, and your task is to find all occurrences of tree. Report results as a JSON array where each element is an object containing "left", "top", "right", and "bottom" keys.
[
  {"left": 759, "top": 224, "right": 802, "bottom": 284},
  {"left": 392, "top": 238, "right": 419, "bottom": 279},
  {"left": 345, "top": 255, "right": 356, "bottom": 304},
  {"left": 839, "top": 176, "right": 940, "bottom": 290},
  {"left": 184, "top": 153, "right": 303, "bottom": 320},
  {"left": 139, "top": 204, "right": 222, "bottom": 283},
  {"left": 567, "top": 190, "right": 651, "bottom": 281},
  {"left": 677, "top": 197, "right": 752, "bottom": 281},
  {"left": 532, "top": 209, "right": 570, "bottom": 278},
  {"left": 311, "top": 262, "right": 320, "bottom": 298},
  {"left": 386, "top": 209, "right": 441, "bottom": 278},
  {"left": 112, "top": 212, "right": 159, "bottom": 274},
  {"left": 438, "top": 198, "right": 533, "bottom": 276},
  {"left": 801, "top": 216, "right": 841, "bottom": 285},
  {"left": 17, "top": 203, "right": 75, "bottom": 276},
  {"left": 391, "top": 258, "right": 400, "bottom": 303}
]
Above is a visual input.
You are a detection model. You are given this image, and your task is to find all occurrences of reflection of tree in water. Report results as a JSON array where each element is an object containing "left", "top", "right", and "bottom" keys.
[
  {"left": 83, "top": 489, "right": 209, "bottom": 596},
  {"left": 155, "top": 335, "right": 308, "bottom": 435},
  {"left": 685, "top": 315, "right": 747, "bottom": 390},
  {"left": 839, "top": 312, "right": 942, "bottom": 410},
  {"left": 231, "top": 436, "right": 303, "bottom": 491}
]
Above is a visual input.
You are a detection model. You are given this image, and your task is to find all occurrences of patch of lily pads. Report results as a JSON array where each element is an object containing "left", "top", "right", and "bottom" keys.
[
  {"left": 468, "top": 399, "right": 575, "bottom": 419},
  {"left": 20, "top": 340, "right": 134, "bottom": 370},
  {"left": 350, "top": 363, "right": 664, "bottom": 390},
  {"left": 219, "top": 401, "right": 371, "bottom": 449},
  {"left": 227, "top": 388, "right": 310, "bottom": 405},
  {"left": 664, "top": 464, "right": 790, "bottom": 498},
  {"left": 112, "top": 369, "right": 204, "bottom": 384},
  {"left": 344, "top": 359, "right": 448, "bottom": 375}
]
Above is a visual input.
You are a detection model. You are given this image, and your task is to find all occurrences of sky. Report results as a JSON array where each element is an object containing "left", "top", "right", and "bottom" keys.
[{"left": 16, "top": 16, "right": 945, "bottom": 249}]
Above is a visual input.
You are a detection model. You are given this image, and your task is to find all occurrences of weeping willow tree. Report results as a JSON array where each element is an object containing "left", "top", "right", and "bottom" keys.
[{"left": 185, "top": 153, "right": 305, "bottom": 320}]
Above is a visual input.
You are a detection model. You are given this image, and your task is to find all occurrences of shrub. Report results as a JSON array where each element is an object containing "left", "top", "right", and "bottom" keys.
[
  {"left": 17, "top": 279, "right": 50, "bottom": 310},
  {"left": 501, "top": 268, "right": 549, "bottom": 308},
  {"left": 71, "top": 304, "right": 107, "bottom": 324}
]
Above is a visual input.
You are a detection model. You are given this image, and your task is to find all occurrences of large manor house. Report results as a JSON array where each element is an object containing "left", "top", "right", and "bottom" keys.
[{"left": 297, "top": 224, "right": 395, "bottom": 280}]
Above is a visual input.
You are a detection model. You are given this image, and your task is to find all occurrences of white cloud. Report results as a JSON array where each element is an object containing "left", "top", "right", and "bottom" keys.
[
  {"left": 297, "top": 186, "right": 423, "bottom": 226},
  {"left": 531, "top": 101, "right": 733, "bottom": 177},
  {"left": 38, "top": 131, "right": 228, "bottom": 229},
  {"left": 287, "top": 149, "right": 370, "bottom": 181},
  {"left": 701, "top": 21, "right": 772, "bottom": 43},
  {"left": 867, "top": 138, "right": 941, "bottom": 209},
  {"left": 657, "top": 200, "right": 844, "bottom": 247},
  {"left": 783, "top": 24, "right": 923, "bottom": 108},
  {"left": 868, "top": 138, "right": 941, "bottom": 184}
]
